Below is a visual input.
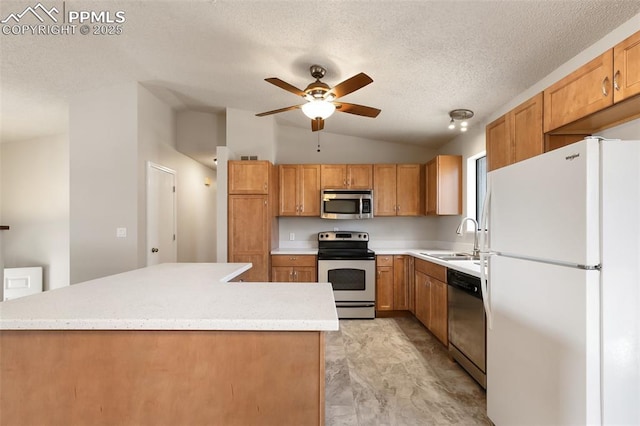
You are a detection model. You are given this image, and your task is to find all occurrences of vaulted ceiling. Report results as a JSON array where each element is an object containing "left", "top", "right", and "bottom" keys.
[{"left": 2, "top": 0, "right": 639, "bottom": 148}]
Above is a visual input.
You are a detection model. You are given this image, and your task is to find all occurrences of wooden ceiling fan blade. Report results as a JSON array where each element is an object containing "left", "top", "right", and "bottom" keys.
[
  {"left": 311, "top": 118, "right": 324, "bottom": 132},
  {"left": 334, "top": 102, "right": 381, "bottom": 118},
  {"left": 265, "top": 78, "right": 306, "bottom": 97},
  {"left": 255, "top": 105, "right": 302, "bottom": 117},
  {"left": 325, "top": 73, "right": 373, "bottom": 99}
]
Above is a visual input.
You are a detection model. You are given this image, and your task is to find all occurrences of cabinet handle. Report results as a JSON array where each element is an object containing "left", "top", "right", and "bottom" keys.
[
  {"left": 343, "top": 179, "right": 347, "bottom": 187},
  {"left": 613, "top": 70, "right": 621, "bottom": 91},
  {"left": 602, "top": 76, "right": 610, "bottom": 97},
  {"left": 264, "top": 183, "right": 268, "bottom": 190},
  {"left": 397, "top": 205, "right": 400, "bottom": 212},
  {"left": 264, "top": 200, "right": 267, "bottom": 206}
]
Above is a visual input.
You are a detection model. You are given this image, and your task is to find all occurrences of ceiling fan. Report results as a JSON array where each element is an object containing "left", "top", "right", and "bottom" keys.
[{"left": 255, "top": 65, "right": 381, "bottom": 132}]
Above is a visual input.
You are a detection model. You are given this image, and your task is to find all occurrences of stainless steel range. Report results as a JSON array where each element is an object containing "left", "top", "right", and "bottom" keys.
[{"left": 317, "top": 231, "right": 376, "bottom": 319}]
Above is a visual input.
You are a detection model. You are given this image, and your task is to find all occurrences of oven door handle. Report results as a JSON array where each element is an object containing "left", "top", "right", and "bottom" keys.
[{"left": 335, "top": 302, "right": 376, "bottom": 307}]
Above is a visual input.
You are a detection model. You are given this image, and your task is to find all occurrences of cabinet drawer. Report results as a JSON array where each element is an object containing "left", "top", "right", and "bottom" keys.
[
  {"left": 414, "top": 258, "right": 446, "bottom": 283},
  {"left": 376, "top": 255, "right": 394, "bottom": 267},
  {"left": 271, "top": 255, "right": 317, "bottom": 267}
]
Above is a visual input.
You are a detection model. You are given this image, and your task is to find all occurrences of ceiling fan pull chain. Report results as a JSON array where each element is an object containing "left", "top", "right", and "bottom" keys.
[{"left": 317, "top": 132, "right": 321, "bottom": 152}]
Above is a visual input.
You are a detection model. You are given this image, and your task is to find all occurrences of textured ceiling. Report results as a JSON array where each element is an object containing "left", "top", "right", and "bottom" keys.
[{"left": 1, "top": 0, "right": 640, "bottom": 149}]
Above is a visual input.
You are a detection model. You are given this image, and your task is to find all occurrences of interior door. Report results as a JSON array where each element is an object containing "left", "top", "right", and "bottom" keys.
[{"left": 147, "top": 162, "right": 177, "bottom": 266}]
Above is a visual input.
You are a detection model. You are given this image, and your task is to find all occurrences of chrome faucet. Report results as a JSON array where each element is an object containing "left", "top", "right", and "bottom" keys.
[{"left": 456, "top": 217, "right": 479, "bottom": 257}]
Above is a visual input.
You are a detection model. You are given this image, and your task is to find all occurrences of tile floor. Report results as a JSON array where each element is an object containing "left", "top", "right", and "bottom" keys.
[{"left": 325, "top": 316, "right": 491, "bottom": 425}]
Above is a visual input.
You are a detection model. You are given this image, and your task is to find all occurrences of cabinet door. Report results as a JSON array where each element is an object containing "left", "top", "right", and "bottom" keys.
[
  {"left": 613, "top": 30, "right": 640, "bottom": 102},
  {"left": 430, "top": 278, "right": 448, "bottom": 345},
  {"left": 396, "top": 164, "right": 423, "bottom": 216},
  {"left": 376, "top": 266, "right": 394, "bottom": 311},
  {"left": 348, "top": 165, "right": 373, "bottom": 189},
  {"left": 486, "top": 114, "right": 512, "bottom": 172},
  {"left": 278, "top": 165, "right": 299, "bottom": 216},
  {"left": 228, "top": 161, "right": 271, "bottom": 194},
  {"left": 543, "top": 50, "right": 614, "bottom": 133},
  {"left": 320, "top": 165, "right": 347, "bottom": 189},
  {"left": 512, "top": 93, "right": 544, "bottom": 163},
  {"left": 299, "top": 165, "right": 321, "bottom": 216},
  {"left": 425, "top": 159, "right": 437, "bottom": 215},
  {"left": 426, "top": 156, "right": 462, "bottom": 216},
  {"left": 228, "top": 195, "right": 269, "bottom": 281},
  {"left": 393, "top": 256, "right": 409, "bottom": 310},
  {"left": 271, "top": 266, "right": 294, "bottom": 282},
  {"left": 407, "top": 257, "right": 415, "bottom": 315},
  {"left": 295, "top": 267, "right": 317, "bottom": 282},
  {"left": 414, "top": 271, "right": 431, "bottom": 327},
  {"left": 373, "top": 164, "right": 397, "bottom": 216}
]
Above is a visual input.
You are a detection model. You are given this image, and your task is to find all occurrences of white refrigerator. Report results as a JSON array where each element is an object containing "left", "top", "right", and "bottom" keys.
[{"left": 480, "top": 137, "right": 640, "bottom": 425}]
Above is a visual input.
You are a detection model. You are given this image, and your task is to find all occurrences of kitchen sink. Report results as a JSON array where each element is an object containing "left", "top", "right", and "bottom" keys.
[{"left": 422, "top": 252, "right": 480, "bottom": 261}]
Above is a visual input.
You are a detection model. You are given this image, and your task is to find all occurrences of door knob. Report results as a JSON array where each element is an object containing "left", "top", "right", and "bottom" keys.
[{"left": 151, "top": 248, "right": 159, "bottom": 253}]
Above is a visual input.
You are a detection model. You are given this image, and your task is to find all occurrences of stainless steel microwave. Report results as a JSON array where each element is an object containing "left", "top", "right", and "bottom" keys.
[{"left": 321, "top": 189, "right": 374, "bottom": 219}]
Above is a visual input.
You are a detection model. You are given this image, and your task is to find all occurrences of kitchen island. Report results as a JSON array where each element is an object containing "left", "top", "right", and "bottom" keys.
[{"left": 0, "top": 263, "right": 338, "bottom": 426}]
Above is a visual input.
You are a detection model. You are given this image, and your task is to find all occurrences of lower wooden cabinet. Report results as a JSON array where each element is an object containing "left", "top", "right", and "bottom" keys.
[
  {"left": 376, "top": 255, "right": 413, "bottom": 312},
  {"left": 271, "top": 255, "right": 317, "bottom": 282},
  {"left": 414, "top": 258, "right": 448, "bottom": 346},
  {"left": 376, "top": 256, "right": 394, "bottom": 311}
]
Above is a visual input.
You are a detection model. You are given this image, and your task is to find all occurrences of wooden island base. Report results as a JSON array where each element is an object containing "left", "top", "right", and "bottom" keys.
[{"left": 0, "top": 330, "right": 325, "bottom": 426}]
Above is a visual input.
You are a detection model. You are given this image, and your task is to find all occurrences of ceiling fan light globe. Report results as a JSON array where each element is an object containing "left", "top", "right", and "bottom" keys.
[{"left": 302, "top": 100, "right": 336, "bottom": 120}]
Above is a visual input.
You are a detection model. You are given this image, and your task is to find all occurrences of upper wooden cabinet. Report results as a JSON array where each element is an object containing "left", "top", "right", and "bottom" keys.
[
  {"left": 544, "top": 30, "right": 640, "bottom": 134},
  {"left": 613, "top": 30, "right": 640, "bottom": 102},
  {"left": 374, "top": 164, "right": 423, "bottom": 217},
  {"left": 544, "top": 51, "right": 614, "bottom": 133},
  {"left": 486, "top": 114, "right": 511, "bottom": 172},
  {"left": 425, "top": 155, "right": 462, "bottom": 215},
  {"left": 278, "top": 164, "right": 321, "bottom": 216},
  {"left": 512, "top": 94, "right": 544, "bottom": 163},
  {"left": 320, "top": 164, "right": 373, "bottom": 189},
  {"left": 486, "top": 93, "right": 544, "bottom": 172},
  {"left": 228, "top": 161, "right": 272, "bottom": 194}
]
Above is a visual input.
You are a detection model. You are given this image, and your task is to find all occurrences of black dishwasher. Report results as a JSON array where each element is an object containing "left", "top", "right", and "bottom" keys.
[{"left": 447, "top": 269, "right": 486, "bottom": 389}]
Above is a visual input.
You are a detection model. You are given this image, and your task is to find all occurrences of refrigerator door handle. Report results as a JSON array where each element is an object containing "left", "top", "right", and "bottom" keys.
[
  {"left": 479, "top": 175, "right": 492, "bottom": 252},
  {"left": 479, "top": 178, "right": 493, "bottom": 329},
  {"left": 480, "top": 252, "right": 493, "bottom": 329}
]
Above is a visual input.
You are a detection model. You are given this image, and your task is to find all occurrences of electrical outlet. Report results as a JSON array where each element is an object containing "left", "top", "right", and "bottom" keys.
[
  {"left": 116, "top": 227, "right": 127, "bottom": 238},
  {"left": 289, "top": 232, "right": 295, "bottom": 241}
]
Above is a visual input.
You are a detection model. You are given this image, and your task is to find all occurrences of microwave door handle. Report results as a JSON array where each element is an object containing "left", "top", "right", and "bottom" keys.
[{"left": 359, "top": 197, "right": 363, "bottom": 219}]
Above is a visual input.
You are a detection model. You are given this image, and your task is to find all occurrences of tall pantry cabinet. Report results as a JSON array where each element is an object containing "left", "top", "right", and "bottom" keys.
[{"left": 228, "top": 161, "right": 278, "bottom": 282}]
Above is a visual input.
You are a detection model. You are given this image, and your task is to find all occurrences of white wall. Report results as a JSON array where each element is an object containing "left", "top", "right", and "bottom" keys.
[
  {"left": 70, "top": 83, "right": 217, "bottom": 284},
  {"left": 226, "top": 108, "right": 276, "bottom": 162},
  {"left": 138, "top": 87, "right": 218, "bottom": 263},
  {"left": 276, "top": 125, "right": 436, "bottom": 164},
  {"left": 1, "top": 134, "right": 70, "bottom": 290},
  {"left": 70, "top": 82, "right": 139, "bottom": 284},
  {"left": 176, "top": 110, "right": 224, "bottom": 166}
]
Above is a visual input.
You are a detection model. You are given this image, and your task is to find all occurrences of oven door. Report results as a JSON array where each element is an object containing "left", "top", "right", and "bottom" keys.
[{"left": 317, "top": 259, "right": 375, "bottom": 302}]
